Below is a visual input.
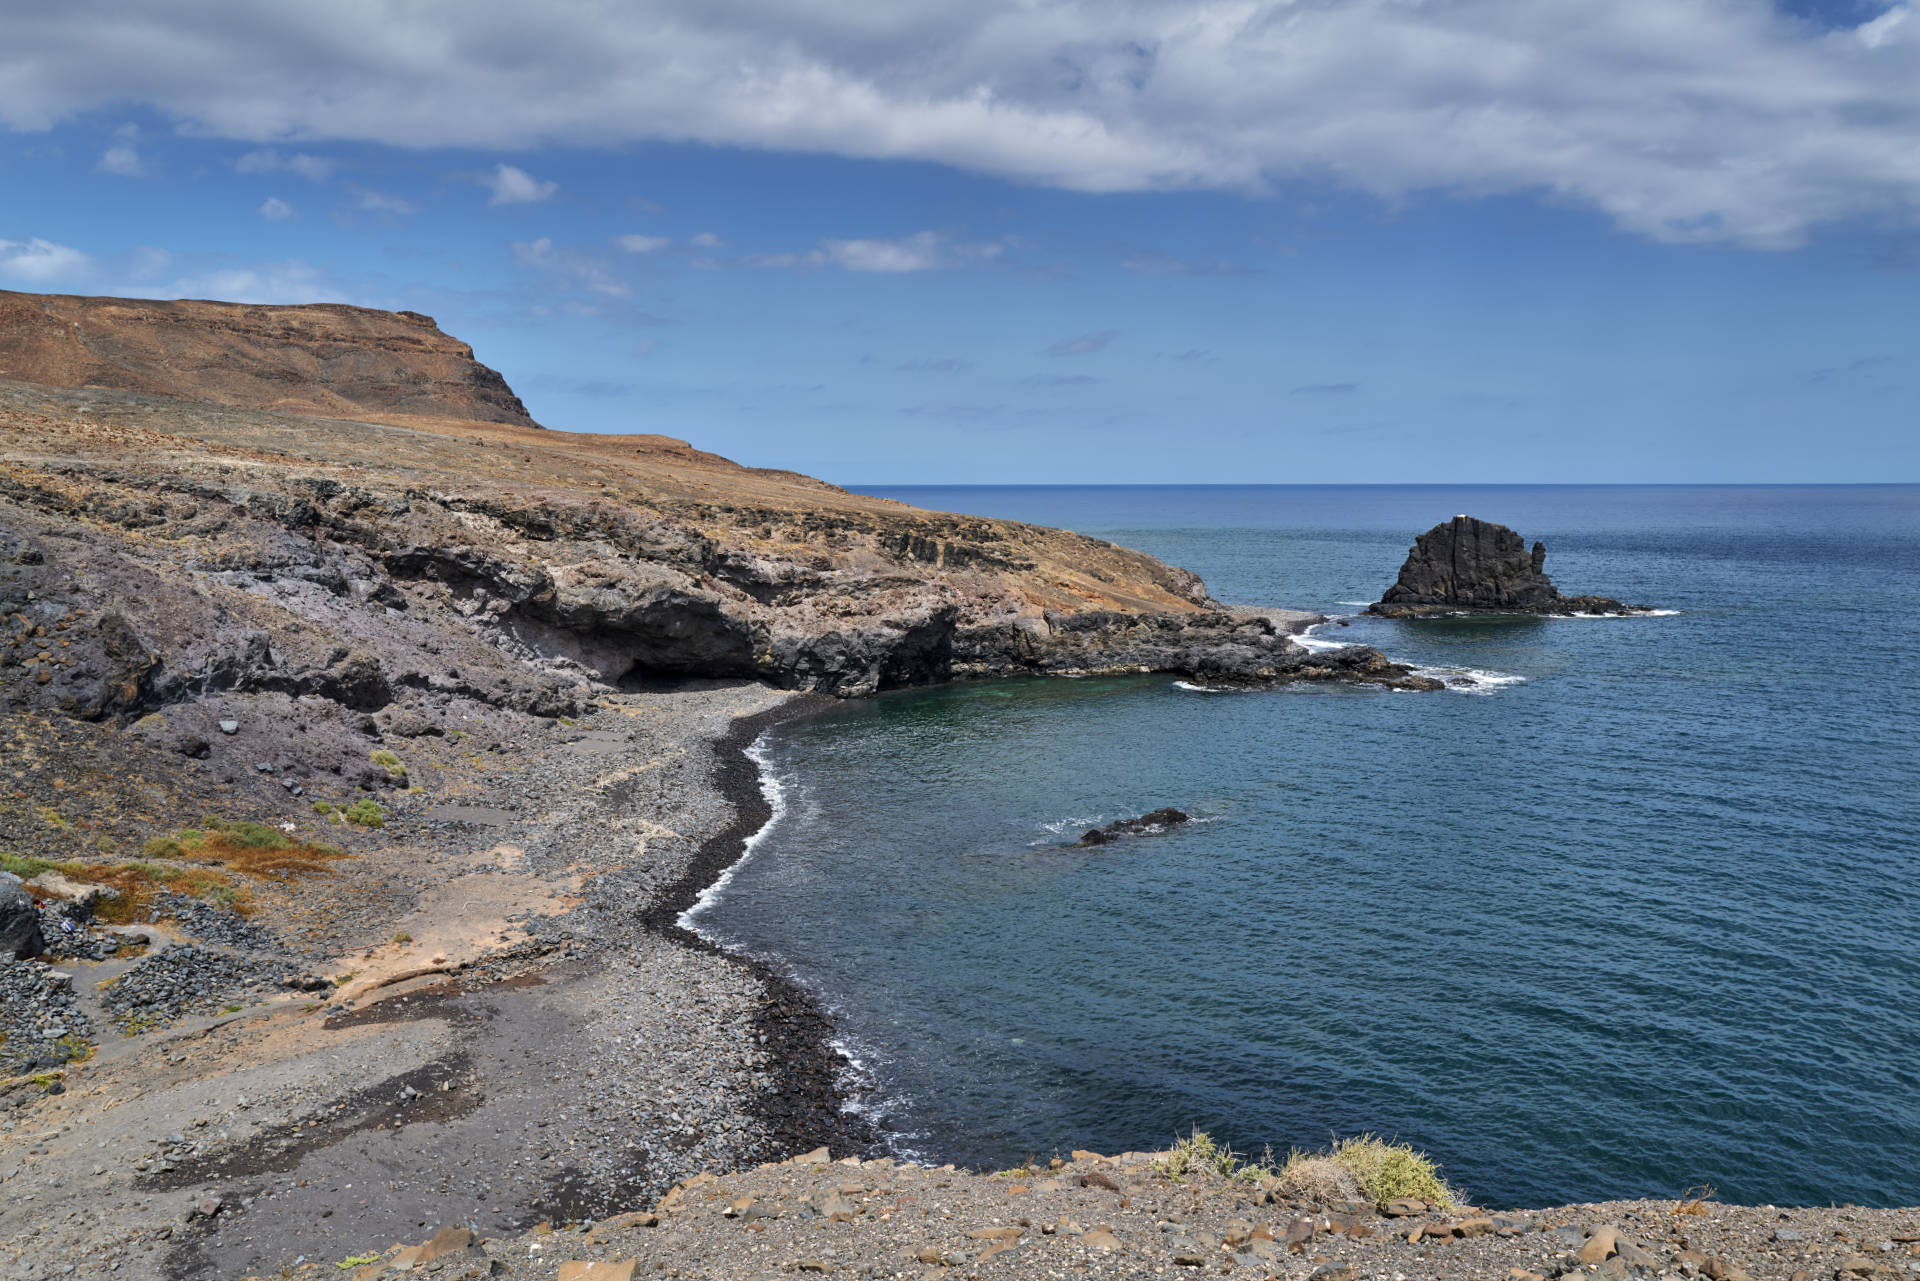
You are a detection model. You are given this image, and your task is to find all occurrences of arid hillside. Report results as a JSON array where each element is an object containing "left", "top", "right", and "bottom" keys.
[
  {"left": 0, "top": 293, "right": 1427, "bottom": 707},
  {"left": 0, "top": 290, "right": 536, "bottom": 427}
]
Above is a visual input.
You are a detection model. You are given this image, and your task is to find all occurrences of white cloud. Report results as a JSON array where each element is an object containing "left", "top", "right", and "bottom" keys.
[
  {"left": 256, "top": 196, "right": 293, "bottom": 221},
  {"left": 821, "top": 231, "right": 1005, "bottom": 272},
  {"left": 689, "top": 231, "right": 725, "bottom": 249},
  {"left": 355, "top": 188, "right": 418, "bottom": 215},
  {"left": 743, "top": 230, "right": 1007, "bottom": 272},
  {"left": 7, "top": 2, "right": 1920, "bottom": 246},
  {"left": 119, "top": 260, "right": 352, "bottom": 305},
  {"left": 96, "top": 122, "right": 145, "bottom": 176},
  {"left": 512, "top": 236, "right": 629, "bottom": 296},
  {"left": 0, "top": 237, "right": 91, "bottom": 283},
  {"left": 234, "top": 148, "right": 337, "bottom": 181},
  {"left": 484, "top": 163, "right": 557, "bottom": 206},
  {"left": 614, "top": 233, "right": 670, "bottom": 253}
]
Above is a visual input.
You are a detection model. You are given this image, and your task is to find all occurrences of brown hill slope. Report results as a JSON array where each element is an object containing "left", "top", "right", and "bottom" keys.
[{"left": 0, "top": 289, "right": 535, "bottom": 426}]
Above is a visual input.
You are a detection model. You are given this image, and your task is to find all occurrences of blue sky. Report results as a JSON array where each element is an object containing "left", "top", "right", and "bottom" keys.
[{"left": 2, "top": 1, "right": 1917, "bottom": 483}]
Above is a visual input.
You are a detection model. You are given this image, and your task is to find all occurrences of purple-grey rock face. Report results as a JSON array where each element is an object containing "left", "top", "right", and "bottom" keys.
[{"left": 1368, "top": 515, "right": 1644, "bottom": 617}]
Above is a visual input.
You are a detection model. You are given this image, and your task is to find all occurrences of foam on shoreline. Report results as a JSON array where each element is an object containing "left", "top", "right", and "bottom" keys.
[{"left": 678, "top": 734, "right": 788, "bottom": 940}]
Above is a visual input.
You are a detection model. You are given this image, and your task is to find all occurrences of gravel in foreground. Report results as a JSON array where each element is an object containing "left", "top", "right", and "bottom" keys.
[{"left": 222, "top": 1149, "right": 1920, "bottom": 1281}]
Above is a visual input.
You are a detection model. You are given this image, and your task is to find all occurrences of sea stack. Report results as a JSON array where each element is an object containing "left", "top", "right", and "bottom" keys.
[{"left": 1368, "top": 515, "right": 1649, "bottom": 617}]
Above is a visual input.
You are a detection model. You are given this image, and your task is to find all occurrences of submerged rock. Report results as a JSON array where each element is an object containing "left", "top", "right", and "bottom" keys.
[
  {"left": 1077, "top": 808, "right": 1191, "bottom": 846},
  {"left": 1368, "top": 515, "right": 1650, "bottom": 617}
]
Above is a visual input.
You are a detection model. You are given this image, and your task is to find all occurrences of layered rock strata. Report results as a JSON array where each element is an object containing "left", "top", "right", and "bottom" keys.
[{"left": 1369, "top": 515, "right": 1648, "bottom": 617}]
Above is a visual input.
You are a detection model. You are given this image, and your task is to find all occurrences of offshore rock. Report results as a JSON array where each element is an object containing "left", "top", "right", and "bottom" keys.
[
  {"left": 1368, "top": 515, "right": 1649, "bottom": 617},
  {"left": 1077, "top": 808, "right": 1190, "bottom": 846}
]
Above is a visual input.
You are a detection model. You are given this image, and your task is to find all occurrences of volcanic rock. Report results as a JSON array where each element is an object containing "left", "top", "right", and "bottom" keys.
[
  {"left": 1368, "top": 515, "right": 1648, "bottom": 617},
  {"left": 1078, "top": 808, "right": 1190, "bottom": 846},
  {"left": 1, "top": 883, "right": 43, "bottom": 959}
]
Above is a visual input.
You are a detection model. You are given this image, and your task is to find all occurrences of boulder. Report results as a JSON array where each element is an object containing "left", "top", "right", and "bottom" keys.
[
  {"left": 1077, "top": 808, "right": 1190, "bottom": 846},
  {"left": 1, "top": 885, "right": 44, "bottom": 959},
  {"left": 1369, "top": 515, "right": 1647, "bottom": 617}
]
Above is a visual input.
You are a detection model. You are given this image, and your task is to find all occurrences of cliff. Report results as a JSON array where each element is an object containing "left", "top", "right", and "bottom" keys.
[
  {"left": 0, "top": 289, "right": 536, "bottom": 427},
  {"left": 0, "top": 293, "right": 1432, "bottom": 707}
]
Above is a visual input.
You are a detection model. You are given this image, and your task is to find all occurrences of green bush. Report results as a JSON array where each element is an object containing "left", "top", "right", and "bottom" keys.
[
  {"left": 139, "top": 837, "right": 184, "bottom": 860},
  {"left": 342, "top": 798, "right": 385, "bottom": 829},
  {"left": 369, "top": 749, "right": 406, "bottom": 778},
  {"left": 0, "top": 851, "right": 55, "bottom": 879},
  {"left": 1153, "top": 1129, "right": 1265, "bottom": 1183},
  {"left": 1281, "top": 1135, "right": 1456, "bottom": 1209}
]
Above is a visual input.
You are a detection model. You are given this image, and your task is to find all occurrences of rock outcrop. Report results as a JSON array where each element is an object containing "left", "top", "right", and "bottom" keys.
[
  {"left": 0, "top": 883, "right": 42, "bottom": 960},
  {"left": 0, "top": 289, "right": 537, "bottom": 426},
  {"left": 1077, "top": 808, "right": 1190, "bottom": 846},
  {"left": 1368, "top": 516, "right": 1647, "bottom": 617},
  {"left": 2, "top": 299, "right": 1440, "bottom": 711}
]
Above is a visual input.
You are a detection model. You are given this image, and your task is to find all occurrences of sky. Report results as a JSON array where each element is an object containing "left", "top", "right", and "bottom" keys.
[{"left": 2, "top": 0, "right": 1917, "bottom": 483}]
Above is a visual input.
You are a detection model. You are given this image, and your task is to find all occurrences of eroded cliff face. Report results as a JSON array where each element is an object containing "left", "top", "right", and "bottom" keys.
[
  {"left": 0, "top": 295, "right": 1430, "bottom": 733},
  {"left": 1, "top": 380, "right": 1424, "bottom": 722},
  {"left": 0, "top": 290, "right": 535, "bottom": 427}
]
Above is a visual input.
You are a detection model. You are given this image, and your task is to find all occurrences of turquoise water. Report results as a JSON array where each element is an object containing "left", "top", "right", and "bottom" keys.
[{"left": 689, "top": 486, "right": 1920, "bottom": 1208}]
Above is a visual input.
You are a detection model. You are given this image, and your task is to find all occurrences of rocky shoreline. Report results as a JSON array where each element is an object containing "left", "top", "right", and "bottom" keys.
[{"left": 0, "top": 682, "right": 883, "bottom": 1281}]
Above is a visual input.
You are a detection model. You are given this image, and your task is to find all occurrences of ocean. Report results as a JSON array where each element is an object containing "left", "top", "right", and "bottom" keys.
[{"left": 685, "top": 485, "right": 1920, "bottom": 1208}]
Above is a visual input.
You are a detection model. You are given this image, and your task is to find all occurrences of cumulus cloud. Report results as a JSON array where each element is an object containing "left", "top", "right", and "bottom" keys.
[
  {"left": 822, "top": 231, "right": 1004, "bottom": 272},
  {"left": 0, "top": 237, "right": 91, "bottom": 282},
  {"left": 689, "top": 232, "right": 725, "bottom": 249},
  {"left": 122, "top": 260, "right": 352, "bottom": 304},
  {"left": 6, "top": 2, "right": 1920, "bottom": 246},
  {"left": 484, "top": 163, "right": 557, "bottom": 205},
  {"left": 740, "top": 230, "right": 1005, "bottom": 272},
  {"left": 1047, "top": 329, "right": 1118, "bottom": 356},
  {"left": 355, "top": 188, "right": 418, "bottom": 215},
  {"left": 256, "top": 196, "right": 293, "bottom": 221},
  {"left": 234, "top": 148, "right": 336, "bottom": 181},
  {"left": 614, "top": 234, "right": 670, "bottom": 253},
  {"left": 96, "top": 123, "right": 145, "bottom": 176},
  {"left": 512, "top": 236, "right": 628, "bottom": 296}
]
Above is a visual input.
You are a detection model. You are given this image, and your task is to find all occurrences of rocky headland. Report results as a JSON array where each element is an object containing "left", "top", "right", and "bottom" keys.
[
  {"left": 0, "top": 294, "right": 1888, "bottom": 1281},
  {"left": 0, "top": 289, "right": 1440, "bottom": 1280},
  {"left": 1368, "top": 514, "right": 1651, "bottom": 618}
]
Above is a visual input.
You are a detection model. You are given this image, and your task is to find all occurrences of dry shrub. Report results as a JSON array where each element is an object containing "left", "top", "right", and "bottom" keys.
[
  {"left": 67, "top": 861, "right": 242, "bottom": 924},
  {"left": 1276, "top": 1154, "right": 1365, "bottom": 1203},
  {"left": 1280, "top": 1135, "right": 1456, "bottom": 1210},
  {"left": 56, "top": 819, "right": 346, "bottom": 923},
  {"left": 172, "top": 820, "right": 346, "bottom": 877}
]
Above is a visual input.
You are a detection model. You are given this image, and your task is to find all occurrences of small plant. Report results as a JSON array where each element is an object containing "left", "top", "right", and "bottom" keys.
[
  {"left": 222, "top": 1004, "right": 243, "bottom": 1014},
  {"left": 392, "top": 931, "right": 412, "bottom": 945},
  {"left": 50, "top": 1032, "right": 93, "bottom": 1063},
  {"left": 1279, "top": 1135, "right": 1456, "bottom": 1210},
  {"left": 1153, "top": 1129, "right": 1266, "bottom": 1183},
  {"left": 342, "top": 798, "right": 385, "bottom": 828},
  {"left": 32, "top": 805, "right": 70, "bottom": 830},
  {"left": 0, "top": 851, "right": 55, "bottom": 879},
  {"left": 1673, "top": 1185, "right": 1717, "bottom": 1216},
  {"left": 335, "top": 1255, "right": 380, "bottom": 1269},
  {"left": 141, "top": 836, "right": 184, "bottom": 859},
  {"left": 369, "top": 749, "right": 406, "bottom": 778},
  {"left": 311, "top": 799, "right": 335, "bottom": 815}
]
